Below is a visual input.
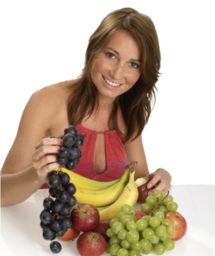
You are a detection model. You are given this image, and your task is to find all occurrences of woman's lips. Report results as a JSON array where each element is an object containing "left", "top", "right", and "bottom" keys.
[{"left": 102, "top": 76, "right": 123, "bottom": 89}]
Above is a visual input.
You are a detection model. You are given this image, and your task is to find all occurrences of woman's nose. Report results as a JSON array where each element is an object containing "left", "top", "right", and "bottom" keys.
[{"left": 110, "top": 64, "right": 124, "bottom": 81}]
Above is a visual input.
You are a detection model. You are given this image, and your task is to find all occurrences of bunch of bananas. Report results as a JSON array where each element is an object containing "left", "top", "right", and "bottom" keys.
[{"left": 53, "top": 162, "right": 141, "bottom": 220}]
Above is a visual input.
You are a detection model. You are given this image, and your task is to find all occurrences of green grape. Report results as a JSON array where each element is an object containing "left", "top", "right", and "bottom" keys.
[
  {"left": 140, "top": 239, "right": 152, "bottom": 251},
  {"left": 110, "top": 218, "right": 120, "bottom": 227},
  {"left": 121, "top": 215, "right": 133, "bottom": 225},
  {"left": 110, "top": 244, "right": 121, "bottom": 255},
  {"left": 154, "top": 243, "right": 165, "bottom": 255},
  {"left": 117, "top": 212, "right": 127, "bottom": 220},
  {"left": 161, "top": 219, "right": 172, "bottom": 226},
  {"left": 159, "top": 233, "right": 170, "bottom": 242},
  {"left": 130, "top": 206, "right": 136, "bottom": 215},
  {"left": 150, "top": 234, "right": 160, "bottom": 244},
  {"left": 166, "top": 201, "right": 178, "bottom": 212},
  {"left": 128, "top": 249, "right": 141, "bottom": 256},
  {"left": 136, "top": 219, "right": 148, "bottom": 231},
  {"left": 121, "top": 204, "right": 132, "bottom": 214},
  {"left": 146, "top": 196, "right": 157, "bottom": 206},
  {"left": 149, "top": 216, "right": 160, "bottom": 227},
  {"left": 110, "top": 235, "right": 121, "bottom": 245},
  {"left": 106, "top": 228, "right": 114, "bottom": 237},
  {"left": 112, "top": 222, "right": 124, "bottom": 235},
  {"left": 158, "top": 206, "right": 168, "bottom": 215},
  {"left": 153, "top": 190, "right": 164, "bottom": 201},
  {"left": 126, "top": 221, "right": 137, "bottom": 231},
  {"left": 130, "top": 215, "right": 137, "bottom": 222},
  {"left": 131, "top": 241, "right": 141, "bottom": 251},
  {"left": 155, "top": 225, "right": 167, "bottom": 237},
  {"left": 142, "top": 215, "right": 152, "bottom": 223},
  {"left": 126, "top": 230, "right": 140, "bottom": 243},
  {"left": 118, "top": 229, "right": 128, "bottom": 240},
  {"left": 117, "top": 248, "right": 129, "bottom": 256},
  {"left": 166, "top": 225, "right": 175, "bottom": 235},
  {"left": 140, "top": 203, "right": 153, "bottom": 214},
  {"left": 106, "top": 243, "right": 111, "bottom": 253},
  {"left": 121, "top": 239, "right": 131, "bottom": 249},
  {"left": 142, "top": 247, "right": 152, "bottom": 254},
  {"left": 163, "top": 195, "right": 173, "bottom": 205},
  {"left": 142, "top": 228, "right": 154, "bottom": 240},
  {"left": 163, "top": 239, "right": 175, "bottom": 250},
  {"left": 153, "top": 211, "right": 164, "bottom": 221}
]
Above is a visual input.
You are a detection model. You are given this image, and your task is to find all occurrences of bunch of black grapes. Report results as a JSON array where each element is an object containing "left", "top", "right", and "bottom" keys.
[
  {"left": 57, "top": 125, "right": 84, "bottom": 170},
  {"left": 40, "top": 170, "right": 77, "bottom": 253}
]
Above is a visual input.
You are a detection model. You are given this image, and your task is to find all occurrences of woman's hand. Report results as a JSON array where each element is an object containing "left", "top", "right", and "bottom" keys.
[
  {"left": 147, "top": 168, "right": 172, "bottom": 196},
  {"left": 32, "top": 137, "right": 63, "bottom": 183}
]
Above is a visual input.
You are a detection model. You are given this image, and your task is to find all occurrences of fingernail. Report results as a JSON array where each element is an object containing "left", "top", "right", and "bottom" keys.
[{"left": 148, "top": 183, "right": 152, "bottom": 188}]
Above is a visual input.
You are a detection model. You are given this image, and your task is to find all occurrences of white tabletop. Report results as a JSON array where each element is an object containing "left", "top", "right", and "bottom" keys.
[{"left": 1, "top": 185, "right": 215, "bottom": 256}]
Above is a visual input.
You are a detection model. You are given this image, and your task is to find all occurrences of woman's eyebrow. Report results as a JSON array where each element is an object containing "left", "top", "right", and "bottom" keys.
[{"left": 105, "top": 47, "right": 141, "bottom": 62}]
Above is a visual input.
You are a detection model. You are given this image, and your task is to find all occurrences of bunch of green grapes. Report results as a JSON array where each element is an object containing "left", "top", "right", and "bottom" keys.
[
  {"left": 105, "top": 190, "right": 176, "bottom": 256},
  {"left": 140, "top": 189, "right": 178, "bottom": 216}
]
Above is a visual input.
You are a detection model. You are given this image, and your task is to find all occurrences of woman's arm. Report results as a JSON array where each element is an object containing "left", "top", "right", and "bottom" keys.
[
  {"left": 124, "top": 134, "right": 172, "bottom": 195},
  {"left": 0, "top": 86, "right": 64, "bottom": 207}
]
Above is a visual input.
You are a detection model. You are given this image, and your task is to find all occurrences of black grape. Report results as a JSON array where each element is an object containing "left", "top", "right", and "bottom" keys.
[
  {"left": 51, "top": 199, "right": 64, "bottom": 213},
  {"left": 40, "top": 210, "right": 53, "bottom": 225},
  {"left": 59, "top": 172, "right": 70, "bottom": 186},
  {"left": 68, "top": 148, "right": 80, "bottom": 160},
  {"left": 50, "top": 241, "right": 62, "bottom": 253},
  {"left": 63, "top": 134, "right": 76, "bottom": 148},
  {"left": 56, "top": 229, "right": 67, "bottom": 237},
  {"left": 43, "top": 198, "right": 53, "bottom": 211},
  {"left": 49, "top": 187, "right": 56, "bottom": 198},
  {"left": 51, "top": 219, "right": 62, "bottom": 232},
  {"left": 49, "top": 174, "right": 61, "bottom": 188},
  {"left": 66, "top": 183, "right": 76, "bottom": 195},
  {"left": 59, "top": 204, "right": 72, "bottom": 217},
  {"left": 64, "top": 125, "right": 78, "bottom": 136},
  {"left": 57, "top": 156, "right": 68, "bottom": 166},
  {"left": 61, "top": 217, "right": 72, "bottom": 230},
  {"left": 43, "top": 227, "right": 56, "bottom": 240},
  {"left": 65, "top": 159, "right": 76, "bottom": 170},
  {"left": 58, "top": 191, "right": 70, "bottom": 203},
  {"left": 74, "top": 134, "right": 85, "bottom": 148},
  {"left": 59, "top": 147, "right": 70, "bottom": 158},
  {"left": 67, "top": 195, "right": 77, "bottom": 207}
]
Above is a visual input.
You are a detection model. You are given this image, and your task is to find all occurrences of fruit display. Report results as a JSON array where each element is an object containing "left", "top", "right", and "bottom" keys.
[{"left": 105, "top": 189, "right": 187, "bottom": 255}]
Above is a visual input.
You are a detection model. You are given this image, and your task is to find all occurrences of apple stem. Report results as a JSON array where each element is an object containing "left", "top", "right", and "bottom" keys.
[{"left": 149, "top": 190, "right": 170, "bottom": 215}]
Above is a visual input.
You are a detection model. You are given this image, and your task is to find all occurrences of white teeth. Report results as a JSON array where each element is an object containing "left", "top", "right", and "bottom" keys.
[{"left": 104, "top": 77, "right": 120, "bottom": 87}]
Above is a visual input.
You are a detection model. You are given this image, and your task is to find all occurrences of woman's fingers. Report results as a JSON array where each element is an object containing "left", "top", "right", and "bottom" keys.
[
  {"left": 148, "top": 181, "right": 167, "bottom": 196},
  {"left": 33, "top": 154, "right": 58, "bottom": 170},
  {"left": 33, "top": 145, "right": 61, "bottom": 161},
  {"left": 35, "top": 138, "right": 63, "bottom": 150},
  {"left": 37, "top": 162, "right": 61, "bottom": 178}
]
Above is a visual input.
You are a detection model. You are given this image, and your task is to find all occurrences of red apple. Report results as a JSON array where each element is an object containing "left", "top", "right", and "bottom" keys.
[
  {"left": 92, "top": 220, "right": 110, "bottom": 240},
  {"left": 165, "top": 211, "right": 187, "bottom": 241},
  {"left": 135, "top": 177, "right": 151, "bottom": 203},
  {"left": 71, "top": 203, "right": 100, "bottom": 232},
  {"left": 76, "top": 231, "right": 106, "bottom": 256},
  {"left": 57, "top": 225, "right": 80, "bottom": 241},
  {"left": 135, "top": 211, "right": 147, "bottom": 220}
]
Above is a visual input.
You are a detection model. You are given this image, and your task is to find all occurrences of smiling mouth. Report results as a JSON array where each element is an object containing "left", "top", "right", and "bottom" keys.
[{"left": 102, "top": 76, "right": 122, "bottom": 87}]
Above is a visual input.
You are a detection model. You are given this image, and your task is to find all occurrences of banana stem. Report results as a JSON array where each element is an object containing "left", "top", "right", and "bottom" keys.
[{"left": 125, "top": 161, "right": 138, "bottom": 173}]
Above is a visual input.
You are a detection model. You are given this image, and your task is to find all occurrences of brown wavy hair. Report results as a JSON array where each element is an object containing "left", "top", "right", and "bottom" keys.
[{"left": 67, "top": 7, "right": 161, "bottom": 143}]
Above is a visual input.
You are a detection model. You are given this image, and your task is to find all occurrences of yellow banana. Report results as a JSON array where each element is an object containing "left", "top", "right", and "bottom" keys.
[
  {"left": 74, "top": 169, "right": 129, "bottom": 206},
  {"left": 51, "top": 167, "right": 120, "bottom": 191},
  {"left": 98, "top": 162, "right": 138, "bottom": 220}
]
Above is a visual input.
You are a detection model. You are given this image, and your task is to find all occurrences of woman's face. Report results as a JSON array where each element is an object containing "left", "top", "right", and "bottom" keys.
[{"left": 90, "top": 29, "right": 141, "bottom": 100}]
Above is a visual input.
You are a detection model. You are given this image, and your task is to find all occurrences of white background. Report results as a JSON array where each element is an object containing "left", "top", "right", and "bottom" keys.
[{"left": 0, "top": 0, "right": 215, "bottom": 186}]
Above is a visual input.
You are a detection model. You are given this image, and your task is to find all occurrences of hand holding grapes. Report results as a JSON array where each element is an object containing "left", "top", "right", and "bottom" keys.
[{"left": 32, "top": 138, "right": 63, "bottom": 183}]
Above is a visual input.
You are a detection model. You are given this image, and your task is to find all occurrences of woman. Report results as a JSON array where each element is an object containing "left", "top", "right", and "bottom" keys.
[{"left": 1, "top": 7, "right": 171, "bottom": 207}]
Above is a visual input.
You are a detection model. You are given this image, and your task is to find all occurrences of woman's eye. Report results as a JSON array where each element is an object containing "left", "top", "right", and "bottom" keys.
[
  {"left": 106, "top": 52, "right": 115, "bottom": 58},
  {"left": 130, "top": 62, "right": 139, "bottom": 68}
]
